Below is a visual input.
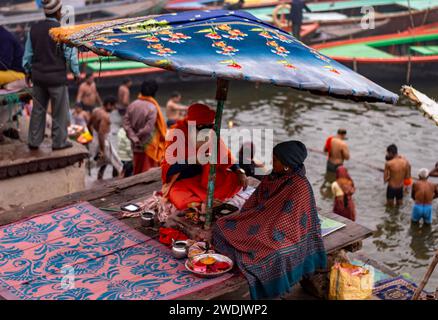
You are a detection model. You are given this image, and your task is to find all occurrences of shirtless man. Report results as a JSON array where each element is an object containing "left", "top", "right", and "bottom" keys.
[
  {"left": 324, "top": 128, "right": 350, "bottom": 174},
  {"left": 166, "top": 92, "right": 188, "bottom": 127},
  {"left": 88, "top": 97, "right": 117, "bottom": 180},
  {"left": 76, "top": 72, "right": 102, "bottom": 115},
  {"left": 117, "top": 78, "right": 132, "bottom": 115},
  {"left": 384, "top": 144, "right": 411, "bottom": 206},
  {"left": 411, "top": 168, "right": 438, "bottom": 224}
]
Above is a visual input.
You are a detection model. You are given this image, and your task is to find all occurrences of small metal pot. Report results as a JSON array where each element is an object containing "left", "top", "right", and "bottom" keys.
[
  {"left": 140, "top": 211, "right": 155, "bottom": 227},
  {"left": 172, "top": 240, "right": 188, "bottom": 259}
]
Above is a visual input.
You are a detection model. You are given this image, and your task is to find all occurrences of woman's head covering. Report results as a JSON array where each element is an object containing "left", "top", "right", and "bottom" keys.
[
  {"left": 273, "top": 140, "right": 307, "bottom": 168},
  {"left": 336, "top": 166, "right": 355, "bottom": 195},
  {"left": 42, "top": 0, "right": 62, "bottom": 15},
  {"left": 187, "top": 103, "right": 216, "bottom": 125}
]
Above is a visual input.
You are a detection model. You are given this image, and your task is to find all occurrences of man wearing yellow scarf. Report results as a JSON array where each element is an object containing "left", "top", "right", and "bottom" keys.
[{"left": 123, "top": 80, "right": 166, "bottom": 175}]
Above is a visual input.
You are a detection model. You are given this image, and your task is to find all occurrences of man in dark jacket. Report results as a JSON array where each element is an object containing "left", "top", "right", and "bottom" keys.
[
  {"left": 289, "top": 0, "right": 311, "bottom": 40},
  {"left": 224, "top": 0, "right": 245, "bottom": 10},
  {"left": 23, "top": 0, "right": 80, "bottom": 150}
]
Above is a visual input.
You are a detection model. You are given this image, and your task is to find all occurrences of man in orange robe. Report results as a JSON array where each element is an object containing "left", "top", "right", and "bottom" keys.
[
  {"left": 123, "top": 80, "right": 166, "bottom": 174},
  {"left": 161, "top": 104, "right": 247, "bottom": 211}
]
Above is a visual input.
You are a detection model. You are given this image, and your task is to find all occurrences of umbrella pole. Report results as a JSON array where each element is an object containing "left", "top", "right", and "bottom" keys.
[{"left": 204, "top": 78, "right": 229, "bottom": 230}]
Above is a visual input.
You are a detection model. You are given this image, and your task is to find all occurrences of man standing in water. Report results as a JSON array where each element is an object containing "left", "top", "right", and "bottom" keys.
[
  {"left": 324, "top": 128, "right": 350, "bottom": 174},
  {"left": 76, "top": 72, "right": 102, "bottom": 115},
  {"left": 23, "top": 0, "right": 80, "bottom": 150},
  {"left": 411, "top": 169, "right": 437, "bottom": 224},
  {"left": 117, "top": 78, "right": 132, "bottom": 116},
  {"left": 88, "top": 97, "right": 119, "bottom": 180},
  {"left": 166, "top": 91, "right": 188, "bottom": 127},
  {"left": 384, "top": 144, "right": 411, "bottom": 206}
]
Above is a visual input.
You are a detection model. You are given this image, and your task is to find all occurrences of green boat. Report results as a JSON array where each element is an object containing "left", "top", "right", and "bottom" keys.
[
  {"left": 245, "top": 0, "right": 438, "bottom": 43},
  {"left": 313, "top": 23, "right": 438, "bottom": 84}
]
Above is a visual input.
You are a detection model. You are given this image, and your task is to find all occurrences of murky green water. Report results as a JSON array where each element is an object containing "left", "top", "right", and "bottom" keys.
[
  {"left": 98, "top": 78, "right": 438, "bottom": 290},
  {"left": 150, "top": 80, "right": 438, "bottom": 290}
]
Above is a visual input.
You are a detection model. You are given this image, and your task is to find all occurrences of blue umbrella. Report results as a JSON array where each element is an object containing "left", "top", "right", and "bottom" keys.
[{"left": 52, "top": 10, "right": 398, "bottom": 228}]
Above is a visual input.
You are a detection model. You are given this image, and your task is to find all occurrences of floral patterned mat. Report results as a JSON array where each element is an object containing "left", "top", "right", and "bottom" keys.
[{"left": 0, "top": 202, "right": 232, "bottom": 300}]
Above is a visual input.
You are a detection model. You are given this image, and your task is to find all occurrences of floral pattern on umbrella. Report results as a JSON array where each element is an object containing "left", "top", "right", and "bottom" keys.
[{"left": 50, "top": 10, "right": 398, "bottom": 104}]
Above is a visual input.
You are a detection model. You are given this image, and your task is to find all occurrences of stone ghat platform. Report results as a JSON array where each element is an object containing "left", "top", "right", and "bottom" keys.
[{"left": 0, "top": 139, "right": 88, "bottom": 212}]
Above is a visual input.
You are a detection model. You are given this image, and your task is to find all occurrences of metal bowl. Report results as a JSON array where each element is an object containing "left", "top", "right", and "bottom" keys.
[
  {"left": 140, "top": 211, "right": 155, "bottom": 227},
  {"left": 185, "top": 253, "right": 233, "bottom": 277},
  {"left": 172, "top": 240, "right": 189, "bottom": 259}
]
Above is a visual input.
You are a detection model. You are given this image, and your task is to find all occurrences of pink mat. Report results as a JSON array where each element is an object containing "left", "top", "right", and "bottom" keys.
[{"left": 0, "top": 202, "right": 233, "bottom": 300}]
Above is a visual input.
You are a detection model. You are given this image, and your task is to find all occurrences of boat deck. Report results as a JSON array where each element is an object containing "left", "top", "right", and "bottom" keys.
[{"left": 0, "top": 168, "right": 373, "bottom": 300}]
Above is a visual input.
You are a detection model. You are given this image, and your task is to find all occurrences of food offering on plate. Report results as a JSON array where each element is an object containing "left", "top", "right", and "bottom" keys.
[{"left": 185, "top": 253, "right": 233, "bottom": 276}]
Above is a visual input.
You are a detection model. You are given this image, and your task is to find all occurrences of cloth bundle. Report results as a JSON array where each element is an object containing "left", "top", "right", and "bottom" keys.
[{"left": 143, "top": 191, "right": 178, "bottom": 223}]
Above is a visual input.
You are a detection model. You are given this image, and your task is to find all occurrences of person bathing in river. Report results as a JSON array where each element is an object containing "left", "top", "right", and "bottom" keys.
[
  {"left": 384, "top": 144, "right": 411, "bottom": 207},
  {"left": 331, "top": 166, "right": 356, "bottom": 221},
  {"left": 117, "top": 78, "right": 132, "bottom": 116},
  {"left": 76, "top": 72, "right": 103, "bottom": 115},
  {"left": 161, "top": 103, "right": 247, "bottom": 211},
  {"left": 411, "top": 169, "right": 438, "bottom": 225},
  {"left": 166, "top": 91, "right": 188, "bottom": 128},
  {"left": 324, "top": 128, "right": 350, "bottom": 175},
  {"left": 88, "top": 97, "right": 119, "bottom": 180},
  {"left": 429, "top": 162, "right": 438, "bottom": 178},
  {"left": 213, "top": 140, "right": 327, "bottom": 299}
]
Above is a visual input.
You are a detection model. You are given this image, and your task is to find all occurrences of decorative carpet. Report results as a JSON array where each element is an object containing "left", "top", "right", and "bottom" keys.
[
  {"left": 373, "top": 276, "right": 429, "bottom": 300},
  {"left": 0, "top": 202, "right": 232, "bottom": 300}
]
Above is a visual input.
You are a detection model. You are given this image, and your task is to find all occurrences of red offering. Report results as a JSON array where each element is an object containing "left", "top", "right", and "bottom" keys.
[{"left": 185, "top": 254, "right": 233, "bottom": 277}]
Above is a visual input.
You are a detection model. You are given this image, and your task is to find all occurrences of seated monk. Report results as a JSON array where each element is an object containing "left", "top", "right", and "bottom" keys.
[
  {"left": 161, "top": 103, "right": 248, "bottom": 211},
  {"left": 213, "top": 140, "right": 327, "bottom": 300}
]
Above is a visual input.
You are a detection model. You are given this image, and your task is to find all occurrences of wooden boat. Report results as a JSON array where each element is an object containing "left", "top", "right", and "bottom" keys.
[
  {"left": 165, "top": 0, "right": 349, "bottom": 12},
  {"left": 245, "top": 0, "right": 438, "bottom": 44},
  {"left": 1, "top": 0, "right": 166, "bottom": 31},
  {"left": 68, "top": 53, "right": 205, "bottom": 87},
  {"left": 0, "top": 167, "right": 374, "bottom": 299},
  {"left": 313, "top": 23, "right": 438, "bottom": 84},
  {"left": 165, "top": 0, "right": 349, "bottom": 11},
  {"left": 164, "top": 1, "right": 438, "bottom": 44}
]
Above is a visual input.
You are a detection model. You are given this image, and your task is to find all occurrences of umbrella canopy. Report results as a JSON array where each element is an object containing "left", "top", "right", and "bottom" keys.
[{"left": 51, "top": 10, "right": 398, "bottom": 104}]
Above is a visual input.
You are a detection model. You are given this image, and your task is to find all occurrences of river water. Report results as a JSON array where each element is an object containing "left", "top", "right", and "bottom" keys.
[{"left": 99, "top": 78, "right": 438, "bottom": 290}]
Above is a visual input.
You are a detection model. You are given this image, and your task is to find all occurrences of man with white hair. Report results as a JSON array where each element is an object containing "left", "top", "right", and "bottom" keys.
[
  {"left": 23, "top": 0, "right": 80, "bottom": 150},
  {"left": 411, "top": 168, "right": 438, "bottom": 225}
]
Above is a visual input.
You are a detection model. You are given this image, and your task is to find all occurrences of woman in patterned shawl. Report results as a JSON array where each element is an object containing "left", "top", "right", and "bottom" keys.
[{"left": 213, "top": 140, "right": 327, "bottom": 299}]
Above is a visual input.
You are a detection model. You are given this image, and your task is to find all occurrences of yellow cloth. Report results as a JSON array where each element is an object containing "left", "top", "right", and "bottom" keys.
[
  {"left": 0, "top": 70, "right": 25, "bottom": 85},
  {"left": 137, "top": 95, "right": 166, "bottom": 163},
  {"left": 329, "top": 263, "right": 373, "bottom": 300},
  {"left": 331, "top": 181, "right": 344, "bottom": 197}
]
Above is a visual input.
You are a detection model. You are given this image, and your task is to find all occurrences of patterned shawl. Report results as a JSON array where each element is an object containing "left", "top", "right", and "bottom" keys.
[{"left": 213, "top": 167, "right": 327, "bottom": 299}]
